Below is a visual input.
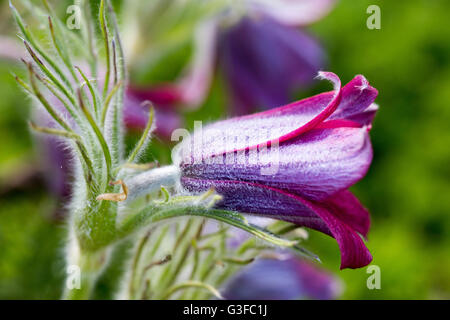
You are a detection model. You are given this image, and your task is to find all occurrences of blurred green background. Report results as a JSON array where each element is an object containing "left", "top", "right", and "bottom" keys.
[{"left": 0, "top": 0, "right": 449, "bottom": 299}]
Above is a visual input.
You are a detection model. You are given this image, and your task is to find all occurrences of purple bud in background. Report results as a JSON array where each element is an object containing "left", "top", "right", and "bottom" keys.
[
  {"left": 222, "top": 255, "right": 342, "bottom": 300},
  {"left": 216, "top": 0, "right": 337, "bottom": 114},
  {"left": 219, "top": 16, "right": 325, "bottom": 114}
]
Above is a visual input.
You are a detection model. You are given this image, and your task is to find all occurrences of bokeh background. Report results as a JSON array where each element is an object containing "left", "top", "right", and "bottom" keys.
[{"left": 0, "top": 0, "right": 449, "bottom": 299}]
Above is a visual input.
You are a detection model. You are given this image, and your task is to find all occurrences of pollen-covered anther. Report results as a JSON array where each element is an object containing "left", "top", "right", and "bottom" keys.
[{"left": 96, "top": 179, "right": 129, "bottom": 202}]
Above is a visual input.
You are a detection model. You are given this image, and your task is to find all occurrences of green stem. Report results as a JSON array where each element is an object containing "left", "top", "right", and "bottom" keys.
[
  {"left": 118, "top": 205, "right": 297, "bottom": 250},
  {"left": 22, "top": 39, "right": 76, "bottom": 107},
  {"left": 128, "top": 230, "right": 152, "bottom": 299},
  {"left": 11, "top": 3, "right": 74, "bottom": 94},
  {"left": 99, "top": 0, "right": 111, "bottom": 100},
  {"left": 161, "top": 281, "right": 223, "bottom": 300},
  {"left": 101, "top": 81, "right": 123, "bottom": 126},
  {"left": 126, "top": 104, "right": 155, "bottom": 163},
  {"left": 75, "top": 66, "right": 100, "bottom": 117},
  {"left": 27, "top": 64, "right": 72, "bottom": 132},
  {"left": 48, "top": 16, "right": 78, "bottom": 83}
]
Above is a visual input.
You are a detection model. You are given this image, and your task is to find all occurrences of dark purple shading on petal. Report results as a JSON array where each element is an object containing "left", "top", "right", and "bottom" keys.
[
  {"left": 181, "top": 178, "right": 373, "bottom": 269},
  {"left": 219, "top": 16, "right": 325, "bottom": 114},
  {"left": 222, "top": 256, "right": 341, "bottom": 300}
]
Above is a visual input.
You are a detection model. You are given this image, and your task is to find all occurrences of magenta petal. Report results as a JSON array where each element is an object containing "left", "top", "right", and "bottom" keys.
[
  {"left": 177, "top": 74, "right": 378, "bottom": 166},
  {"left": 126, "top": 85, "right": 182, "bottom": 107},
  {"left": 329, "top": 75, "right": 379, "bottom": 124},
  {"left": 320, "top": 190, "right": 371, "bottom": 238},
  {"left": 181, "top": 178, "right": 373, "bottom": 269},
  {"left": 176, "top": 71, "right": 341, "bottom": 163},
  {"left": 178, "top": 72, "right": 377, "bottom": 269},
  {"left": 304, "top": 75, "right": 378, "bottom": 127},
  {"left": 306, "top": 200, "right": 373, "bottom": 269}
]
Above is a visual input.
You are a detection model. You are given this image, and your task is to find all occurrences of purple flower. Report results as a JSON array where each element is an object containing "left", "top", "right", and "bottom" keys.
[
  {"left": 216, "top": 0, "right": 337, "bottom": 114},
  {"left": 175, "top": 72, "right": 379, "bottom": 269},
  {"left": 222, "top": 255, "right": 341, "bottom": 300},
  {"left": 219, "top": 16, "right": 325, "bottom": 114}
]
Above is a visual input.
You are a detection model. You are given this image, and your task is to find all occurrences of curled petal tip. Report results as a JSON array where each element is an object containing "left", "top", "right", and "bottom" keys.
[
  {"left": 316, "top": 71, "right": 340, "bottom": 91},
  {"left": 315, "top": 70, "right": 337, "bottom": 81}
]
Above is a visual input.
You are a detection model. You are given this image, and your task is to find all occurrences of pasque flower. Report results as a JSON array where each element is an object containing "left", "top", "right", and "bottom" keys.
[{"left": 175, "top": 72, "right": 379, "bottom": 269}]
